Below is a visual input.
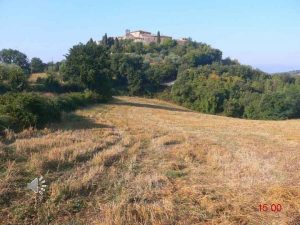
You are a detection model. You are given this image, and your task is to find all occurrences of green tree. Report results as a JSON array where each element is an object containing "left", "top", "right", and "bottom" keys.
[
  {"left": 182, "top": 47, "right": 222, "bottom": 67},
  {"left": 0, "top": 63, "right": 27, "bottom": 91},
  {"left": 102, "top": 33, "right": 108, "bottom": 45},
  {"left": 157, "top": 31, "right": 161, "bottom": 44},
  {"left": 0, "top": 63, "right": 9, "bottom": 80},
  {"left": 295, "top": 76, "right": 300, "bottom": 86},
  {"left": 222, "top": 57, "right": 239, "bottom": 65},
  {"left": 7, "top": 64, "right": 27, "bottom": 91},
  {"left": 224, "top": 98, "right": 243, "bottom": 117},
  {"left": 30, "top": 57, "right": 45, "bottom": 73},
  {"left": 107, "top": 37, "right": 115, "bottom": 47},
  {"left": 63, "top": 39, "right": 112, "bottom": 96},
  {"left": 146, "top": 62, "right": 177, "bottom": 88},
  {"left": 37, "top": 73, "right": 61, "bottom": 92},
  {"left": 161, "top": 39, "right": 177, "bottom": 49},
  {"left": 112, "top": 38, "right": 121, "bottom": 53},
  {"left": 0, "top": 49, "right": 30, "bottom": 75},
  {"left": 110, "top": 54, "right": 146, "bottom": 95}
]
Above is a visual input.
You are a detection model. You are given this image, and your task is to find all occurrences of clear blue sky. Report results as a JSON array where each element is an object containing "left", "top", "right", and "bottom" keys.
[{"left": 0, "top": 0, "right": 299, "bottom": 73}]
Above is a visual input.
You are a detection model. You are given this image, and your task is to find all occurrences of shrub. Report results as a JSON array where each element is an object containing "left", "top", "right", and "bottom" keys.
[
  {"left": 0, "top": 93, "right": 60, "bottom": 131},
  {"left": 61, "top": 82, "right": 85, "bottom": 92},
  {"left": 55, "top": 91, "right": 104, "bottom": 112},
  {"left": 0, "top": 63, "right": 27, "bottom": 91},
  {"left": 0, "top": 82, "right": 9, "bottom": 94},
  {"left": 40, "top": 75, "right": 61, "bottom": 92},
  {"left": 224, "top": 98, "right": 243, "bottom": 117},
  {"left": 0, "top": 91, "right": 106, "bottom": 132},
  {"left": 32, "top": 79, "right": 85, "bottom": 93}
]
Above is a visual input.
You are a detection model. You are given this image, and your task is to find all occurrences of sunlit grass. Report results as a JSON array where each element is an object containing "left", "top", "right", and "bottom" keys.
[
  {"left": 1, "top": 96, "right": 300, "bottom": 224},
  {"left": 28, "top": 72, "right": 48, "bottom": 83}
]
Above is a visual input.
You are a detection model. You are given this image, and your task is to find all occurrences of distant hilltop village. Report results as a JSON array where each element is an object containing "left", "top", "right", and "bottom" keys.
[{"left": 116, "top": 29, "right": 189, "bottom": 45}]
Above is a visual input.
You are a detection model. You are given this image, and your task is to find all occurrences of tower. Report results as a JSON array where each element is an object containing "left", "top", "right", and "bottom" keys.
[{"left": 125, "top": 29, "right": 130, "bottom": 37}]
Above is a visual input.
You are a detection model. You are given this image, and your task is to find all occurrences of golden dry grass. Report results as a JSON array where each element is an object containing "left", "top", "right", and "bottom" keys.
[
  {"left": 1, "top": 96, "right": 300, "bottom": 224},
  {"left": 28, "top": 72, "right": 48, "bottom": 82}
]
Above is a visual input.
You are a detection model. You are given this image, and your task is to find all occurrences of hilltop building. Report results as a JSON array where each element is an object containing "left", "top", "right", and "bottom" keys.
[
  {"left": 176, "top": 37, "right": 190, "bottom": 45},
  {"left": 118, "top": 29, "right": 188, "bottom": 45}
]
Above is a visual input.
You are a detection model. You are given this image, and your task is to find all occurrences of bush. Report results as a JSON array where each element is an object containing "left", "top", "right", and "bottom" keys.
[
  {"left": 243, "top": 90, "right": 300, "bottom": 120},
  {"left": 32, "top": 78, "right": 85, "bottom": 93},
  {"left": 224, "top": 98, "right": 243, "bottom": 117},
  {"left": 0, "top": 63, "right": 27, "bottom": 91},
  {"left": 257, "top": 92, "right": 299, "bottom": 120},
  {"left": 0, "top": 93, "right": 60, "bottom": 131},
  {"left": 38, "top": 75, "right": 61, "bottom": 92},
  {"left": 61, "top": 82, "right": 85, "bottom": 92},
  {"left": 0, "top": 91, "right": 106, "bottom": 132},
  {"left": 55, "top": 91, "right": 103, "bottom": 112},
  {"left": 0, "top": 82, "right": 9, "bottom": 94}
]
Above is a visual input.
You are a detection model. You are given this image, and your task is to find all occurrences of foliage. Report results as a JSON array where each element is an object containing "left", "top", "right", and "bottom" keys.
[
  {"left": 0, "top": 63, "right": 27, "bottom": 91},
  {"left": 45, "top": 61, "right": 61, "bottom": 73},
  {"left": 110, "top": 53, "right": 148, "bottom": 95},
  {"left": 62, "top": 39, "right": 112, "bottom": 97},
  {"left": 2, "top": 34, "right": 299, "bottom": 121},
  {"left": 224, "top": 98, "right": 243, "bottom": 117},
  {"left": 0, "top": 49, "right": 30, "bottom": 75},
  {"left": 36, "top": 73, "right": 61, "bottom": 92},
  {"left": 0, "top": 82, "right": 9, "bottom": 94},
  {"left": 0, "top": 93, "right": 60, "bottom": 131},
  {"left": 171, "top": 65, "right": 300, "bottom": 120},
  {"left": 157, "top": 31, "right": 161, "bottom": 44},
  {"left": 31, "top": 73, "right": 84, "bottom": 93},
  {"left": 102, "top": 33, "right": 108, "bottom": 45},
  {"left": 181, "top": 48, "right": 222, "bottom": 67},
  {"left": 0, "top": 91, "right": 106, "bottom": 132},
  {"left": 30, "top": 57, "right": 45, "bottom": 73},
  {"left": 55, "top": 91, "right": 104, "bottom": 112},
  {"left": 147, "top": 62, "right": 177, "bottom": 83}
]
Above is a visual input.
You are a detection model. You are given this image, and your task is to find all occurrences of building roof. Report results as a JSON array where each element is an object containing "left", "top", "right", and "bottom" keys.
[
  {"left": 130, "top": 30, "right": 151, "bottom": 34},
  {"left": 153, "top": 35, "right": 172, "bottom": 38},
  {"left": 126, "top": 33, "right": 135, "bottom": 38}
]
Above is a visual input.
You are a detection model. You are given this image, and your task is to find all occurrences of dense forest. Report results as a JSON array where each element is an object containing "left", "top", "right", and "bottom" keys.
[{"left": 1, "top": 34, "right": 300, "bottom": 133}]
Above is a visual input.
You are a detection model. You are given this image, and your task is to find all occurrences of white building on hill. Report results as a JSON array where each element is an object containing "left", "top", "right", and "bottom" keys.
[{"left": 118, "top": 29, "right": 187, "bottom": 45}]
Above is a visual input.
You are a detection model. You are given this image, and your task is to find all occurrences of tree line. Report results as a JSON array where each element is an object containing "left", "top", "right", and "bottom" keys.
[
  {"left": 1, "top": 33, "right": 300, "bottom": 126},
  {"left": 172, "top": 64, "right": 300, "bottom": 119}
]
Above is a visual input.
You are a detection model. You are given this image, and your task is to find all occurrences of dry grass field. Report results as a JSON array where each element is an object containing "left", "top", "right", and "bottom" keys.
[
  {"left": 1, "top": 96, "right": 300, "bottom": 225},
  {"left": 28, "top": 73, "right": 48, "bottom": 82}
]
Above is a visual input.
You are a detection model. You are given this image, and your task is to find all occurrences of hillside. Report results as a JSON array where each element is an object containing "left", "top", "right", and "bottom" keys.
[
  {"left": 1, "top": 96, "right": 300, "bottom": 224},
  {"left": 273, "top": 70, "right": 300, "bottom": 77}
]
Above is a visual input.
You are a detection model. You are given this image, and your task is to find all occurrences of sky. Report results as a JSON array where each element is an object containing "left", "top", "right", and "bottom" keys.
[{"left": 0, "top": 0, "right": 299, "bottom": 73}]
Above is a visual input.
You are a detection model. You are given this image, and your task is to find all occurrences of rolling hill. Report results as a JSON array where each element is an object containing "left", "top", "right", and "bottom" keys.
[
  {"left": 1, "top": 96, "right": 300, "bottom": 224},
  {"left": 273, "top": 70, "right": 300, "bottom": 77}
]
